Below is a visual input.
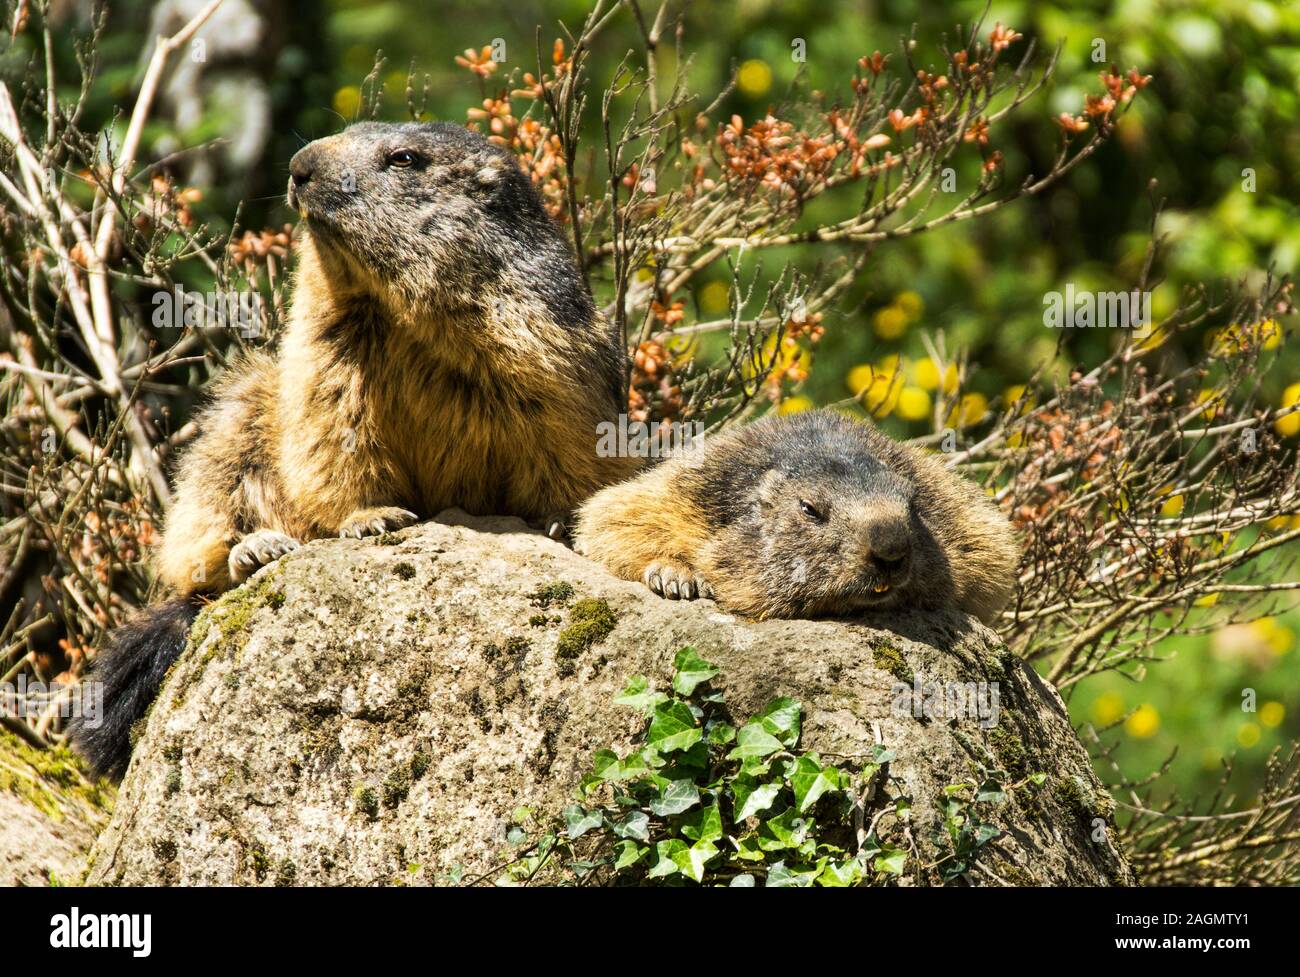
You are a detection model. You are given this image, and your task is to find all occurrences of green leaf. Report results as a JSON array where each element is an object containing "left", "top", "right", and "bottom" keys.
[
  {"left": 874, "top": 847, "right": 908, "bottom": 876},
  {"left": 563, "top": 805, "right": 603, "bottom": 839},
  {"left": 672, "top": 647, "right": 720, "bottom": 696},
  {"left": 755, "top": 696, "right": 802, "bottom": 747},
  {"left": 614, "top": 675, "right": 667, "bottom": 713},
  {"left": 613, "top": 840, "right": 645, "bottom": 871},
  {"left": 819, "top": 858, "right": 864, "bottom": 887},
  {"left": 766, "top": 860, "right": 819, "bottom": 887},
  {"left": 681, "top": 803, "right": 724, "bottom": 844},
  {"left": 706, "top": 721, "right": 737, "bottom": 746},
  {"left": 758, "top": 808, "right": 808, "bottom": 852},
  {"left": 672, "top": 839, "right": 720, "bottom": 882},
  {"left": 727, "top": 721, "right": 785, "bottom": 760},
  {"left": 648, "top": 778, "right": 701, "bottom": 816},
  {"left": 647, "top": 700, "right": 703, "bottom": 753},
  {"left": 729, "top": 874, "right": 756, "bottom": 887},
  {"left": 613, "top": 810, "right": 650, "bottom": 841},
  {"left": 869, "top": 744, "right": 896, "bottom": 765},
  {"left": 732, "top": 776, "right": 782, "bottom": 821},
  {"left": 647, "top": 839, "right": 687, "bottom": 878},
  {"left": 790, "top": 754, "right": 842, "bottom": 813},
  {"left": 975, "top": 779, "right": 1008, "bottom": 804}
]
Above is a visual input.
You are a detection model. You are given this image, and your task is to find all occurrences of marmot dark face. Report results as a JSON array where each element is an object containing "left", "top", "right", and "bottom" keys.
[
  {"left": 286, "top": 121, "right": 590, "bottom": 322},
  {"left": 696, "top": 411, "right": 949, "bottom": 618}
]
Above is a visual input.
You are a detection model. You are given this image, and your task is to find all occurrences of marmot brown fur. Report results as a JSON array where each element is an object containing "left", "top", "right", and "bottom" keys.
[
  {"left": 74, "top": 121, "right": 636, "bottom": 777},
  {"left": 572, "top": 409, "right": 1018, "bottom": 623}
]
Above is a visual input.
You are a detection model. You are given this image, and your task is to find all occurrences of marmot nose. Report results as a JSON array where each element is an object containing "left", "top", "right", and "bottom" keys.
[
  {"left": 289, "top": 147, "right": 316, "bottom": 188},
  {"left": 866, "top": 518, "right": 912, "bottom": 574}
]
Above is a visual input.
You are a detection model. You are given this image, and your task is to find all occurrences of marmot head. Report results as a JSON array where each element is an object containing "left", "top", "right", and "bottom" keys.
[
  {"left": 286, "top": 122, "right": 590, "bottom": 322},
  {"left": 701, "top": 411, "right": 949, "bottom": 618}
]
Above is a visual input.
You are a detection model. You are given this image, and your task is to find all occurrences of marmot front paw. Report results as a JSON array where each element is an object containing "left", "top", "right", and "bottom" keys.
[
  {"left": 337, "top": 507, "right": 419, "bottom": 539},
  {"left": 643, "top": 561, "right": 714, "bottom": 601},
  {"left": 229, "top": 530, "right": 301, "bottom": 583}
]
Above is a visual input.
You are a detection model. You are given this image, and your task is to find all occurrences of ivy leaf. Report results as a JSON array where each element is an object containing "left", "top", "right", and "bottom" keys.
[
  {"left": 755, "top": 697, "right": 802, "bottom": 747},
  {"left": 976, "top": 779, "right": 1008, "bottom": 804},
  {"left": 587, "top": 749, "right": 620, "bottom": 783},
  {"left": 819, "top": 858, "right": 864, "bottom": 887},
  {"left": 790, "top": 754, "right": 842, "bottom": 813},
  {"left": 613, "top": 840, "right": 646, "bottom": 871},
  {"left": 757, "top": 808, "right": 808, "bottom": 852},
  {"left": 734, "top": 834, "right": 766, "bottom": 862},
  {"left": 649, "top": 778, "right": 701, "bottom": 816},
  {"left": 706, "top": 721, "right": 737, "bottom": 746},
  {"left": 729, "top": 874, "right": 756, "bottom": 887},
  {"left": 732, "top": 776, "right": 782, "bottom": 821},
  {"left": 506, "top": 827, "right": 528, "bottom": 846},
  {"left": 613, "top": 810, "right": 650, "bottom": 842},
  {"left": 672, "top": 839, "right": 720, "bottom": 882},
  {"left": 647, "top": 700, "right": 703, "bottom": 754},
  {"left": 672, "top": 647, "right": 720, "bottom": 696},
  {"left": 614, "top": 675, "right": 667, "bottom": 714},
  {"left": 869, "top": 744, "right": 896, "bottom": 765},
  {"left": 727, "top": 721, "right": 785, "bottom": 761},
  {"left": 974, "top": 822, "right": 1002, "bottom": 846},
  {"left": 647, "top": 839, "right": 687, "bottom": 878},
  {"left": 874, "top": 847, "right": 908, "bottom": 876},
  {"left": 766, "top": 860, "right": 819, "bottom": 887},
  {"left": 1028, "top": 772, "right": 1047, "bottom": 785},
  {"left": 681, "top": 803, "right": 724, "bottom": 844},
  {"left": 563, "top": 805, "right": 603, "bottom": 840}
]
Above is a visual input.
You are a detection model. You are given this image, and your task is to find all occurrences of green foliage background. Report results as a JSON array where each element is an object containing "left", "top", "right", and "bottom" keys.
[{"left": 15, "top": 0, "right": 1299, "bottom": 812}]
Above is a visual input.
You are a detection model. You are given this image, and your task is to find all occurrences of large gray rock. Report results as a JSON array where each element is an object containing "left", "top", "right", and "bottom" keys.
[
  {"left": 1, "top": 729, "right": 114, "bottom": 886},
  {"left": 87, "top": 512, "right": 1132, "bottom": 886}
]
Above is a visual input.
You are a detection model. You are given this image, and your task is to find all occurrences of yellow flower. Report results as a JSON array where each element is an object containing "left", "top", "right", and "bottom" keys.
[
  {"left": 1196, "top": 388, "right": 1220, "bottom": 421},
  {"left": 941, "top": 363, "right": 959, "bottom": 396},
  {"left": 1250, "top": 617, "right": 1294, "bottom": 656},
  {"left": 1236, "top": 722, "right": 1261, "bottom": 748},
  {"left": 895, "top": 290, "right": 924, "bottom": 319},
  {"left": 333, "top": 86, "right": 361, "bottom": 118},
  {"left": 698, "top": 280, "right": 730, "bottom": 315},
  {"left": 736, "top": 59, "right": 773, "bottom": 98},
  {"left": 1090, "top": 692, "right": 1125, "bottom": 726},
  {"left": 1276, "top": 382, "right": 1300, "bottom": 438},
  {"left": 779, "top": 395, "right": 813, "bottom": 415},
  {"left": 947, "top": 392, "right": 988, "bottom": 428},
  {"left": 896, "top": 386, "right": 932, "bottom": 422},
  {"left": 913, "top": 358, "right": 940, "bottom": 391},
  {"left": 873, "top": 305, "right": 908, "bottom": 340},
  {"left": 1125, "top": 704, "right": 1160, "bottom": 738},
  {"left": 848, "top": 359, "right": 902, "bottom": 416},
  {"left": 1259, "top": 701, "right": 1285, "bottom": 728}
]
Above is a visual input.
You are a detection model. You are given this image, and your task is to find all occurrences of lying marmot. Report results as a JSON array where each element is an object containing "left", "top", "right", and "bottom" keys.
[
  {"left": 73, "top": 122, "right": 636, "bottom": 778},
  {"left": 572, "top": 409, "right": 1018, "bottom": 623}
]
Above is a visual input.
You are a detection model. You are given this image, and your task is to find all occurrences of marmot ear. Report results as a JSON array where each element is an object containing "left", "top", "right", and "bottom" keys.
[{"left": 475, "top": 165, "right": 503, "bottom": 188}]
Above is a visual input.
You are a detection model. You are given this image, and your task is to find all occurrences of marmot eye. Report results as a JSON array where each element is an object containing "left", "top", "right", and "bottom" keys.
[
  {"left": 387, "top": 149, "right": 418, "bottom": 168},
  {"left": 799, "top": 499, "right": 825, "bottom": 521}
]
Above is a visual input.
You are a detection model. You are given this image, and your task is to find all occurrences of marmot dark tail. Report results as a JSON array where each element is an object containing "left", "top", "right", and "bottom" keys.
[{"left": 69, "top": 596, "right": 202, "bottom": 780}]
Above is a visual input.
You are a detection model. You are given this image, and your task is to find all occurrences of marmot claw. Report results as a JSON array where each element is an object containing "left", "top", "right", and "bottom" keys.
[
  {"left": 643, "top": 561, "right": 712, "bottom": 601},
  {"left": 229, "top": 530, "right": 300, "bottom": 583},
  {"left": 337, "top": 507, "right": 419, "bottom": 539}
]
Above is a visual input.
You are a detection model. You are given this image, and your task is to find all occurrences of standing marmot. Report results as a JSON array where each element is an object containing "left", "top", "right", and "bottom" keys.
[
  {"left": 572, "top": 409, "right": 1018, "bottom": 623},
  {"left": 74, "top": 122, "right": 637, "bottom": 778}
]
